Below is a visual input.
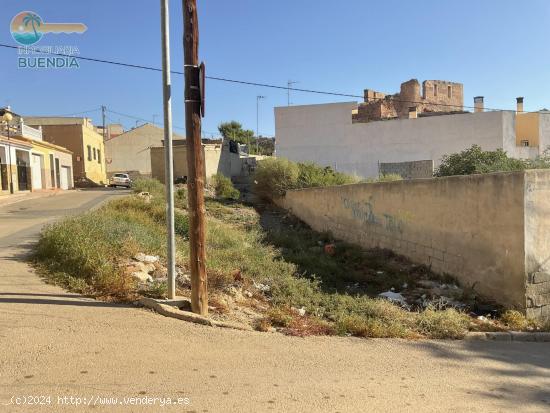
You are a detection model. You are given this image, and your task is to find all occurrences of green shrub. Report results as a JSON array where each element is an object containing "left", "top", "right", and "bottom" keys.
[
  {"left": 297, "top": 162, "right": 358, "bottom": 188},
  {"left": 435, "top": 145, "right": 528, "bottom": 177},
  {"left": 254, "top": 158, "right": 300, "bottom": 199},
  {"left": 174, "top": 210, "right": 189, "bottom": 237},
  {"left": 210, "top": 174, "right": 240, "bottom": 200},
  {"left": 254, "top": 158, "right": 358, "bottom": 200}
]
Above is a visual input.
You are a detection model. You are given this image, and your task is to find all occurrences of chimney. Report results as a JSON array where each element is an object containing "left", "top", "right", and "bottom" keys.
[
  {"left": 408, "top": 106, "right": 417, "bottom": 119},
  {"left": 364, "top": 89, "right": 370, "bottom": 102},
  {"left": 516, "top": 97, "right": 524, "bottom": 113},
  {"left": 474, "top": 96, "right": 484, "bottom": 113}
]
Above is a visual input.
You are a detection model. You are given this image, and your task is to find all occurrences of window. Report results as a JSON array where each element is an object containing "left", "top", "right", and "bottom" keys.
[
  {"left": 448, "top": 85, "right": 452, "bottom": 98},
  {"left": 97, "top": 149, "right": 101, "bottom": 163},
  {"left": 521, "top": 140, "right": 530, "bottom": 147},
  {"left": 433, "top": 84, "right": 438, "bottom": 96},
  {"left": 87, "top": 145, "right": 92, "bottom": 161},
  {"left": 93, "top": 147, "right": 96, "bottom": 160}
]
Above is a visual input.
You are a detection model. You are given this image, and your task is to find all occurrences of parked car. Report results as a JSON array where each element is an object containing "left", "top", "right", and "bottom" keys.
[{"left": 109, "top": 173, "right": 132, "bottom": 188}]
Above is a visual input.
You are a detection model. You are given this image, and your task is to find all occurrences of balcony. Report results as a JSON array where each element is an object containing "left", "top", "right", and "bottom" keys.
[{"left": 0, "top": 120, "right": 43, "bottom": 141}]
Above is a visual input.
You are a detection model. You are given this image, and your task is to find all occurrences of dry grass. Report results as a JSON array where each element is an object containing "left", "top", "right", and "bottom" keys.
[{"left": 35, "top": 179, "right": 548, "bottom": 339}]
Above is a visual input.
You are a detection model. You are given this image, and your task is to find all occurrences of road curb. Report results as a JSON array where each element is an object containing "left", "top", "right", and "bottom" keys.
[
  {"left": 138, "top": 297, "right": 253, "bottom": 331},
  {"left": 465, "top": 331, "right": 550, "bottom": 342}
]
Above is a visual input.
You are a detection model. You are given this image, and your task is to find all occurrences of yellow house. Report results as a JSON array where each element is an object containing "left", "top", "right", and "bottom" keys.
[
  {"left": 516, "top": 112, "right": 540, "bottom": 148},
  {"left": 25, "top": 117, "right": 107, "bottom": 186},
  {"left": 27, "top": 138, "right": 74, "bottom": 190}
]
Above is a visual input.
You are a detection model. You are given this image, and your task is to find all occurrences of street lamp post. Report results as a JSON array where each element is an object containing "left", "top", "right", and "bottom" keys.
[
  {"left": 1, "top": 110, "right": 14, "bottom": 194},
  {"left": 256, "top": 95, "right": 265, "bottom": 154},
  {"left": 160, "top": 0, "right": 176, "bottom": 299}
]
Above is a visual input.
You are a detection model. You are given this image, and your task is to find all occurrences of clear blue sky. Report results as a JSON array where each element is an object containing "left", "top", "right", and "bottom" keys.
[{"left": 2, "top": 0, "right": 550, "bottom": 137}]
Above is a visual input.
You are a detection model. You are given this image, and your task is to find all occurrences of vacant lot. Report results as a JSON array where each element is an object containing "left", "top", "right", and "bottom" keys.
[{"left": 35, "top": 179, "right": 548, "bottom": 338}]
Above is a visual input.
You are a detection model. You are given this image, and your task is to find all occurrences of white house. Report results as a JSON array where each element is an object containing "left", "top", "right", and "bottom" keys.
[{"left": 275, "top": 101, "right": 548, "bottom": 178}]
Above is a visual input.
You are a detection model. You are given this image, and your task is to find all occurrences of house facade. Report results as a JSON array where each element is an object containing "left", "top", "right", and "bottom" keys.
[
  {"left": 25, "top": 117, "right": 107, "bottom": 186},
  {"left": 275, "top": 91, "right": 548, "bottom": 178},
  {"left": 104, "top": 123, "right": 185, "bottom": 179},
  {"left": 1, "top": 112, "right": 73, "bottom": 194},
  {"left": 150, "top": 140, "right": 264, "bottom": 184}
]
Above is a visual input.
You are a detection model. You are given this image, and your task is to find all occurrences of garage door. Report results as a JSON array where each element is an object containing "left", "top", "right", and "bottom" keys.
[
  {"left": 60, "top": 166, "right": 71, "bottom": 190},
  {"left": 31, "top": 154, "right": 43, "bottom": 190}
]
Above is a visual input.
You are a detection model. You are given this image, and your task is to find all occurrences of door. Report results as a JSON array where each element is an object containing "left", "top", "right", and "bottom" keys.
[
  {"left": 60, "top": 166, "right": 70, "bottom": 190},
  {"left": 31, "top": 154, "right": 43, "bottom": 190},
  {"left": 16, "top": 159, "right": 29, "bottom": 191}
]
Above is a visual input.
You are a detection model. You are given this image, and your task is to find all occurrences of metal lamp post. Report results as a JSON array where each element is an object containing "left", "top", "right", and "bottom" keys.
[
  {"left": 160, "top": 0, "right": 176, "bottom": 299},
  {"left": 1, "top": 110, "right": 14, "bottom": 194},
  {"left": 256, "top": 95, "right": 265, "bottom": 154}
]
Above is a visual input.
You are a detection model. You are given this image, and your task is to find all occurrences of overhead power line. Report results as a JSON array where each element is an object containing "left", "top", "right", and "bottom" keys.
[
  {"left": 56, "top": 107, "right": 102, "bottom": 117},
  {"left": 0, "top": 42, "right": 545, "bottom": 114},
  {"left": 106, "top": 108, "right": 218, "bottom": 136}
]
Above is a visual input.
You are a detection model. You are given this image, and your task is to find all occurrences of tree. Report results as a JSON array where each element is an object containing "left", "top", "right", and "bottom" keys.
[
  {"left": 218, "top": 121, "right": 254, "bottom": 145},
  {"left": 255, "top": 137, "right": 275, "bottom": 156}
]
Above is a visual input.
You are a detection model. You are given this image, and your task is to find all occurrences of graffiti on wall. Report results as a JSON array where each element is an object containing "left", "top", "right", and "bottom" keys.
[{"left": 341, "top": 196, "right": 412, "bottom": 234}]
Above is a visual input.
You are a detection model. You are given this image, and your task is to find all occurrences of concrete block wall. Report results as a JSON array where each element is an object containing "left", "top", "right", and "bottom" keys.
[
  {"left": 379, "top": 160, "right": 434, "bottom": 179},
  {"left": 275, "top": 170, "right": 550, "bottom": 319}
]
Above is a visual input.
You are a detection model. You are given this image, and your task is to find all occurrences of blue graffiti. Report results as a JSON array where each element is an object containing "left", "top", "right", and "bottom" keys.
[{"left": 341, "top": 196, "right": 407, "bottom": 234}]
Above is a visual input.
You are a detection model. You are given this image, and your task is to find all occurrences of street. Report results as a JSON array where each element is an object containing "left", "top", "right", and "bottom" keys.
[{"left": 0, "top": 189, "right": 549, "bottom": 412}]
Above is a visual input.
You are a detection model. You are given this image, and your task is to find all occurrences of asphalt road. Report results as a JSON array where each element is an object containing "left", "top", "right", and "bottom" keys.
[{"left": 0, "top": 189, "right": 549, "bottom": 412}]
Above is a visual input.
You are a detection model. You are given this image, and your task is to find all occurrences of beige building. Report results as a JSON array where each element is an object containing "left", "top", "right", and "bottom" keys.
[
  {"left": 150, "top": 140, "right": 264, "bottom": 184},
  {"left": 25, "top": 117, "right": 107, "bottom": 186},
  {"left": 1, "top": 111, "right": 73, "bottom": 194},
  {"left": 104, "top": 123, "right": 185, "bottom": 178},
  {"left": 151, "top": 143, "right": 224, "bottom": 183}
]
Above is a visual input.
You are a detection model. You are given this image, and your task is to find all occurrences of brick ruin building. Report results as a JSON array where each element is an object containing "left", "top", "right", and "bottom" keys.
[{"left": 352, "top": 79, "right": 464, "bottom": 123}]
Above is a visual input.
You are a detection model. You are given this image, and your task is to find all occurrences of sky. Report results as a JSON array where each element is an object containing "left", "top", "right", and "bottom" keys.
[{"left": 1, "top": 0, "right": 550, "bottom": 138}]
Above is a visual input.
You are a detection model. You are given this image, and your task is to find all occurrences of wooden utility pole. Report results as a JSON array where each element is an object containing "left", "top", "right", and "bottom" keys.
[{"left": 183, "top": 0, "right": 208, "bottom": 315}]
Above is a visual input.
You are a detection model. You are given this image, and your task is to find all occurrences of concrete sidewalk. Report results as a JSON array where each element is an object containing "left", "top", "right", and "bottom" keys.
[
  {"left": 1, "top": 190, "right": 549, "bottom": 412},
  {"left": 0, "top": 189, "right": 65, "bottom": 208}
]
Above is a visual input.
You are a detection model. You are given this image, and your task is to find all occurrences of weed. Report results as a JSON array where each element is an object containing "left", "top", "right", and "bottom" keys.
[
  {"left": 254, "top": 158, "right": 359, "bottom": 200},
  {"left": 210, "top": 174, "right": 240, "bottom": 200},
  {"left": 132, "top": 178, "right": 165, "bottom": 195},
  {"left": 365, "top": 173, "right": 403, "bottom": 183},
  {"left": 416, "top": 308, "right": 469, "bottom": 339},
  {"left": 500, "top": 310, "right": 529, "bottom": 330},
  {"left": 175, "top": 187, "right": 187, "bottom": 209}
]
